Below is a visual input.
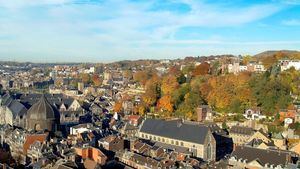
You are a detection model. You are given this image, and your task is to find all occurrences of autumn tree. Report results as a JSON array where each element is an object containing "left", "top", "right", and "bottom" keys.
[
  {"left": 161, "top": 75, "right": 179, "bottom": 95},
  {"left": 123, "top": 69, "right": 133, "bottom": 79},
  {"left": 168, "top": 65, "right": 181, "bottom": 75},
  {"left": 207, "top": 73, "right": 254, "bottom": 113},
  {"left": 81, "top": 73, "right": 91, "bottom": 84},
  {"left": 261, "top": 52, "right": 285, "bottom": 70},
  {"left": 210, "top": 61, "right": 221, "bottom": 75},
  {"left": 242, "top": 55, "right": 252, "bottom": 65},
  {"left": 192, "top": 62, "right": 210, "bottom": 76},
  {"left": 142, "top": 77, "right": 161, "bottom": 106},
  {"left": 157, "top": 95, "right": 174, "bottom": 116},
  {"left": 91, "top": 74, "right": 102, "bottom": 87},
  {"left": 114, "top": 101, "right": 123, "bottom": 112},
  {"left": 181, "top": 64, "right": 195, "bottom": 75},
  {"left": 133, "top": 71, "right": 149, "bottom": 86},
  {"left": 134, "top": 104, "right": 146, "bottom": 116}
]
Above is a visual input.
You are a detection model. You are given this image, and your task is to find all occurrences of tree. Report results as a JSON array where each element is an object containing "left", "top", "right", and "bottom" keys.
[
  {"left": 114, "top": 101, "right": 123, "bottom": 112},
  {"left": 133, "top": 71, "right": 149, "bottom": 86},
  {"left": 157, "top": 95, "right": 174, "bottom": 114},
  {"left": 249, "top": 73, "right": 292, "bottom": 115},
  {"left": 91, "top": 74, "right": 102, "bottom": 87},
  {"left": 181, "top": 64, "right": 194, "bottom": 75},
  {"left": 206, "top": 73, "right": 254, "bottom": 113},
  {"left": 168, "top": 65, "right": 181, "bottom": 75},
  {"left": 192, "top": 62, "right": 210, "bottom": 76},
  {"left": 135, "top": 104, "right": 146, "bottom": 116},
  {"left": 177, "top": 73, "right": 186, "bottom": 84},
  {"left": 242, "top": 55, "right": 252, "bottom": 65},
  {"left": 81, "top": 73, "right": 91, "bottom": 84},
  {"left": 211, "top": 61, "right": 221, "bottom": 75},
  {"left": 161, "top": 75, "right": 179, "bottom": 95},
  {"left": 123, "top": 70, "right": 133, "bottom": 79},
  {"left": 261, "top": 53, "right": 282, "bottom": 70},
  {"left": 222, "top": 121, "right": 228, "bottom": 129},
  {"left": 142, "top": 77, "right": 161, "bottom": 106},
  {"left": 171, "top": 84, "right": 190, "bottom": 109}
]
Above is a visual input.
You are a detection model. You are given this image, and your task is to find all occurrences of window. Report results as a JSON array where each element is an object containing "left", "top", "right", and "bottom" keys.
[
  {"left": 171, "top": 140, "right": 174, "bottom": 144},
  {"left": 153, "top": 136, "right": 156, "bottom": 141},
  {"left": 176, "top": 141, "right": 179, "bottom": 145},
  {"left": 145, "top": 135, "right": 148, "bottom": 139},
  {"left": 180, "top": 142, "right": 184, "bottom": 146},
  {"left": 158, "top": 137, "right": 161, "bottom": 142},
  {"left": 162, "top": 138, "right": 165, "bottom": 142},
  {"left": 149, "top": 136, "right": 152, "bottom": 140},
  {"left": 141, "top": 134, "right": 144, "bottom": 138}
]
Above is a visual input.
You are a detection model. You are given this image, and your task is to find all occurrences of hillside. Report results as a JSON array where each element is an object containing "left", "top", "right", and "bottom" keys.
[{"left": 254, "top": 50, "right": 300, "bottom": 59}]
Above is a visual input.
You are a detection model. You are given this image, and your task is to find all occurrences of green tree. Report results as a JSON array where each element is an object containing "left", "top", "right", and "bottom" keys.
[{"left": 250, "top": 73, "right": 292, "bottom": 115}]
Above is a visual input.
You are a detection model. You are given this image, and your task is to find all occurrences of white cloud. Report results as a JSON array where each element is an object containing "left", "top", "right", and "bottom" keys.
[
  {"left": 0, "top": 0, "right": 293, "bottom": 62},
  {"left": 282, "top": 19, "right": 300, "bottom": 26}
]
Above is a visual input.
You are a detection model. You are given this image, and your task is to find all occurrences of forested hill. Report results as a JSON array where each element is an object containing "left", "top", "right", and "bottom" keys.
[{"left": 254, "top": 50, "right": 300, "bottom": 60}]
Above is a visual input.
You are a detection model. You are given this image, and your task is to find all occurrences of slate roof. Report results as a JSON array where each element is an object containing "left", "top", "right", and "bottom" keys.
[
  {"left": 246, "top": 138, "right": 275, "bottom": 147},
  {"left": 230, "top": 125, "right": 255, "bottom": 136},
  {"left": 27, "top": 95, "right": 56, "bottom": 120},
  {"left": 1, "top": 93, "right": 13, "bottom": 106},
  {"left": 20, "top": 93, "right": 74, "bottom": 109},
  {"left": 1, "top": 93, "right": 28, "bottom": 118},
  {"left": 231, "top": 146, "right": 292, "bottom": 167},
  {"left": 8, "top": 100, "right": 27, "bottom": 118},
  {"left": 140, "top": 119, "right": 210, "bottom": 144}
]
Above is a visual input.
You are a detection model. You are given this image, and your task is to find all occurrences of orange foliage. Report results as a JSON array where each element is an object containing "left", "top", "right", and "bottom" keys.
[
  {"left": 157, "top": 95, "right": 173, "bottom": 112},
  {"left": 133, "top": 71, "right": 148, "bottom": 86},
  {"left": 192, "top": 62, "right": 210, "bottom": 76},
  {"left": 91, "top": 74, "right": 102, "bottom": 87},
  {"left": 114, "top": 102, "right": 123, "bottom": 112},
  {"left": 161, "top": 75, "right": 179, "bottom": 95}
]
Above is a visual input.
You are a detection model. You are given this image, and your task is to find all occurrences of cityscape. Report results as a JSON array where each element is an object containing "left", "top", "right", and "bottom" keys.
[{"left": 1, "top": 1, "right": 300, "bottom": 169}]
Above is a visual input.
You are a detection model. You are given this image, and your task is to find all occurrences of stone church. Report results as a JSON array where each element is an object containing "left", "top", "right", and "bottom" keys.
[{"left": 26, "top": 95, "right": 60, "bottom": 131}]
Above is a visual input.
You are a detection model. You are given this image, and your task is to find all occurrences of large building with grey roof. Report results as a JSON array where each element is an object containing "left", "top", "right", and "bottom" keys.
[
  {"left": 137, "top": 118, "right": 216, "bottom": 161},
  {"left": 229, "top": 145, "right": 297, "bottom": 169},
  {"left": 0, "top": 93, "right": 27, "bottom": 128},
  {"left": 0, "top": 93, "right": 86, "bottom": 131}
]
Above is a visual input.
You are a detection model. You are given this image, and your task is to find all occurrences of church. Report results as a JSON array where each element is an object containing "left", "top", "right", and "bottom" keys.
[
  {"left": 0, "top": 93, "right": 86, "bottom": 132},
  {"left": 138, "top": 118, "right": 216, "bottom": 161},
  {"left": 26, "top": 95, "right": 60, "bottom": 131}
]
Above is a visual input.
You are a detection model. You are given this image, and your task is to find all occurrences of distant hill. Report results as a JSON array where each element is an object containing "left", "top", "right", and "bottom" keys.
[{"left": 254, "top": 50, "right": 300, "bottom": 59}]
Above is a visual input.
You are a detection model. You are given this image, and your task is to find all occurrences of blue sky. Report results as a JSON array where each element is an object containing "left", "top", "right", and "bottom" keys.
[{"left": 0, "top": 0, "right": 300, "bottom": 62}]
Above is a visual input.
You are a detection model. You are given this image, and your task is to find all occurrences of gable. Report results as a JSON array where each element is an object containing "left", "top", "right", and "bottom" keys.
[
  {"left": 69, "top": 100, "right": 81, "bottom": 110},
  {"left": 257, "top": 143, "right": 268, "bottom": 150},
  {"left": 248, "top": 131, "right": 270, "bottom": 143},
  {"left": 248, "top": 159, "right": 263, "bottom": 168}
]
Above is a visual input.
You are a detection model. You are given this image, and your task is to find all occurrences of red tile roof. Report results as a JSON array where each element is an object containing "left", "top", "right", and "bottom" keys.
[{"left": 23, "top": 133, "right": 48, "bottom": 154}]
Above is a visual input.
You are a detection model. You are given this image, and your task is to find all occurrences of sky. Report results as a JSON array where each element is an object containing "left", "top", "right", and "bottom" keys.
[{"left": 0, "top": 0, "right": 300, "bottom": 62}]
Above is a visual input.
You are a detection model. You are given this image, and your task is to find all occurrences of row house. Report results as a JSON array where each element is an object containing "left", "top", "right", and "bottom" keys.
[{"left": 229, "top": 146, "right": 297, "bottom": 169}]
